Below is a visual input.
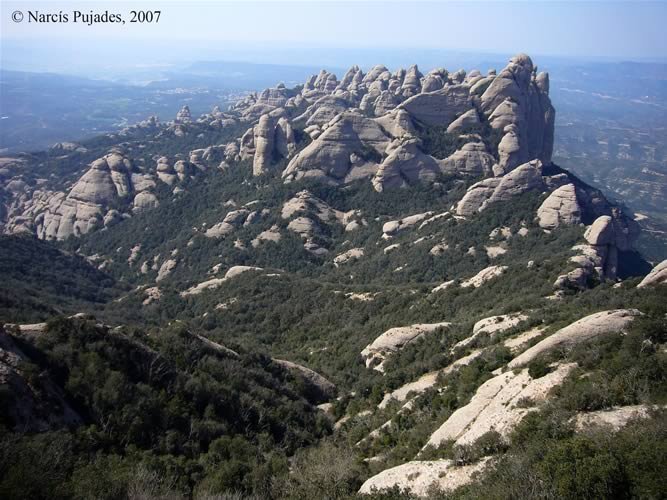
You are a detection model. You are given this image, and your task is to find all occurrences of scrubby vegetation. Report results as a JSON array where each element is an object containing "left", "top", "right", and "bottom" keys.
[
  {"left": 1, "top": 316, "right": 330, "bottom": 499},
  {"left": 1, "top": 100, "right": 665, "bottom": 499}
]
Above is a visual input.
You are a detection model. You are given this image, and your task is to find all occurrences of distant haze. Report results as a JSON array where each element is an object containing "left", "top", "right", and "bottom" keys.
[{"left": 2, "top": 1, "right": 666, "bottom": 79}]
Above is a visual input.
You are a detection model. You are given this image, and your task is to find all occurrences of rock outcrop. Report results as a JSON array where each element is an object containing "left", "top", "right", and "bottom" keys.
[
  {"left": 281, "top": 190, "right": 364, "bottom": 253},
  {"left": 359, "top": 458, "right": 491, "bottom": 497},
  {"left": 381, "top": 211, "right": 434, "bottom": 238},
  {"left": 508, "top": 309, "right": 641, "bottom": 368},
  {"left": 575, "top": 405, "right": 658, "bottom": 431},
  {"left": 361, "top": 322, "right": 450, "bottom": 372},
  {"left": 399, "top": 85, "right": 473, "bottom": 126},
  {"left": 0, "top": 54, "right": 566, "bottom": 241},
  {"left": 440, "top": 142, "right": 496, "bottom": 177},
  {"left": 460, "top": 266, "right": 508, "bottom": 288},
  {"left": 252, "top": 114, "right": 277, "bottom": 176},
  {"left": 283, "top": 111, "right": 390, "bottom": 184},
  {"left": 537, "top": 183, "right": 582, "bottom": 229},
  {"left": 372, "top": 139, "right": 443, "bottom": 191},
  {"left": 637, "top": 260, "right": 667, "bottom": 288},
  {"left": 555, "top": 212, "right": 641, "bottom": 290},
  {"left": 425, "top": 363, "right": 576, "bottom": 448},
  {"left": 181, "top": 266, "right": 265, "bottom": 296},
  {"left": 455, "top": 313, "right": 528, "bottom": 349},
  {"left": 175, "top": 105, "right": 192, "bottom": 123},
  {"left": 479, "top": 53, "right": 555, "bottom": 169}
]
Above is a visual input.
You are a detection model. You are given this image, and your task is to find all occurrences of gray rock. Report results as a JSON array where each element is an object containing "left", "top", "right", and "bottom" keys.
[
  {"left": 175, "top": 105, "right": 192, "bottom": 123},
  {"left": 441, "top": 142, "right": 495, "bottom": 177},
  {"left": 283, "top": 111, "right": 390, "bottom": 183},
  {"left": 637, "top": 260, "right": 667, "bottom": 288},
  {"left": 482, "top": 160, "right": 544, "bottom": 209},
  {"left": 400, "top": 64, "right": 423, "bottom": 97},
  {"left": 537, "top": 183, "right": 582, "bottom": 229},
  {"left": 275, "top": 117, "right": 296, "bottom": 160},
  {"left": 509, "top": 309, "right": 641, "bottom": 368},
  {"left": 372, "top": 139, "right": 443, "bottom": 191},
  {"left": 496, "top": 124, "right": 523, "bottom": 174},
  {"left": 455, "top": 178, "right": 502, "bottom": 216},
  {"left": 480, "top": 54, "right": 555, "bottom": 166},
  {"left": 133, "top": 192, "right": 159, "bottom": 213},
  {"left": 399, "top": 85, "right": 473, "bottom": 127},
  {"left": 374, "top": 109, "right": 416, "bottom": 138},
  {"left": 446, "top": 108, "right": 480, "bottom": 134},
  {"left": 253, "top": 114, "right": 276, "bottom": 176},
  {"left": 421, "top": 73, "right": 445, "bottom": 93}
]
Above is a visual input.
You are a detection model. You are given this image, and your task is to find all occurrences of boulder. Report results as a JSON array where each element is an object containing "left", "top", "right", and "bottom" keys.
[
  {"left": 441, "top": 142, "right": 495, "bottom": 177},
  {"left": 400, "top": 64, "right": 423, "bottom": 97},
  {"left": 480, "top": 54, "right": 555, "bottom": 166},
  {"left": 372, "top": 139, "right": 443, "bottom": 191},
  {"left": 205, "top": 209, "right": 250, "bottom": 238},
  {"left": 454, "top": 313, "right": 528, "bottom": 350},
  {"left": 281, "top": 190, "right": 343, "bottom": 223},
  {"left": 132, "top": 191, "right": 159, "bottom": 213},
  {"left": 180, "top": 266, "right": 264, "bottom": 296},
  {"left": 36, "top": 151, "right": 140, "bottom": 240},
  {"left": 156, "top": 259, "right": 177, "bottom": 282},
  {"left": 381, "top": 212, "right": 433, "bottom": 237},
  {"left": 287, "top": 216, "right": 319, "bottom": 238},
  {"left": 175, "top": 105, "right": 192, "bottom": 123},
  {"left": 584, "top": 215, "right": 615, "bottom": 246},
  {"left": 422, "top": 73, "right": 445, "bottom": 93},
  {"left": 560, "top": 213, "right": 641, "bottom": 284},
  {"left": 275, "top": 117, "right": 296, "bottom": 159},
  {"left": 251, "top": 225, "right": 282, "bottom": 247},
  {"left": 68, "top": 157, "right": 121, "bottom": 205},
  {"left": 537, "top": 183, "right": 582, "bottom": 229},
  {"left": 374, "top": 109, "right": 416, "bottom": 139},
  {"left": 496, "top": 124, "right": 523, "bottom": 174},
  {"left": 373, "top": 91, "right": 400, "bottom": 116}
]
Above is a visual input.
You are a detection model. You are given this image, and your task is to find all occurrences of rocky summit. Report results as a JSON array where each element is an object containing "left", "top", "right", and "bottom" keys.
[{"left": 0, "top": 53, "right": 665, "bottom": 500}]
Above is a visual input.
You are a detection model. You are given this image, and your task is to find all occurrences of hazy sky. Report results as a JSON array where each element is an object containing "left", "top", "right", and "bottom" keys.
[{"left": 2, "top": 1, "right": 666, "bottom": 74}]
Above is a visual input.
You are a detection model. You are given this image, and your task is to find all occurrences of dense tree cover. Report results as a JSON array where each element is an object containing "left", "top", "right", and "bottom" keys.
[
  {"left": 0, "top": 235, "right": 120, "bottom": 323},
  {"left": 0, "top": 316, "right": 331, "bottom": 499},
  {"left": 2, "top": 111, "right": 665, "bottom": 498}
]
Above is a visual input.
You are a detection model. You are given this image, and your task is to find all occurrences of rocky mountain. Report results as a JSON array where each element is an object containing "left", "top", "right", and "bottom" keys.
[{"left": 0, "top": 54, "right": 665, "bottom": 499}]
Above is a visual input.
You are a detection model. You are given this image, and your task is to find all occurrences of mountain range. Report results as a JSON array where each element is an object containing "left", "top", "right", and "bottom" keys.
[{"left": 0, "top": 53, "right": 665, "bottom": 499}]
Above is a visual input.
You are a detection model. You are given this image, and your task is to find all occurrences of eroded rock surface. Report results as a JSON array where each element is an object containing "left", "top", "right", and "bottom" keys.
[{"left": 362, "top": 322, "right": 450, "bottom": 372}]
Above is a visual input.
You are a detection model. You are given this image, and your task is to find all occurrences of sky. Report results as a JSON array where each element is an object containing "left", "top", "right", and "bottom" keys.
[{"left": 2, "top": 1, "right": 666, "bottom": 75}]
